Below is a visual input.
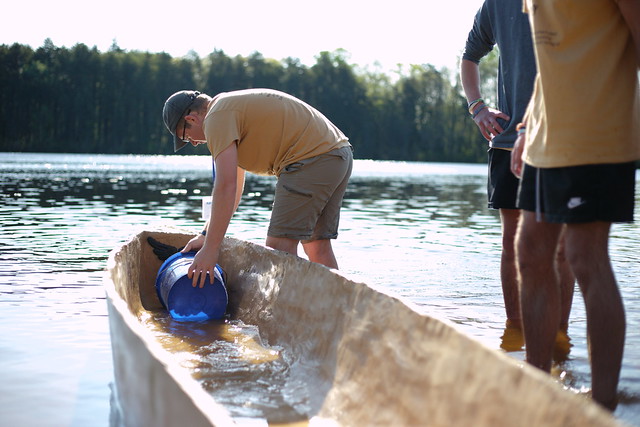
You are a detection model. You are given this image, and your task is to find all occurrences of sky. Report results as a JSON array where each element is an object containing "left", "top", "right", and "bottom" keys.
[{"left": 2, "top": 0, "right": 484, "bottom": 75}]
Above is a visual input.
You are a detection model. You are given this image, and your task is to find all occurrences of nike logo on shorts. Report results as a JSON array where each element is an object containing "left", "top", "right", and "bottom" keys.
[{"left": 567, "top": 197, "right": 586, "bottom": 209}]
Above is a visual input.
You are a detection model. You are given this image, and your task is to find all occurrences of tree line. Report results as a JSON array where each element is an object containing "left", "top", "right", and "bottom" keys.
[{"left": 0, "top": 40, "right": 498, "bottom": 162}]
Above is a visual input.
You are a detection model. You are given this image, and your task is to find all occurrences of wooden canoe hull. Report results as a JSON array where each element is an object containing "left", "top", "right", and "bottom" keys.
[{"left": 105, "top": 230, "right": 622, "bottom": 426}]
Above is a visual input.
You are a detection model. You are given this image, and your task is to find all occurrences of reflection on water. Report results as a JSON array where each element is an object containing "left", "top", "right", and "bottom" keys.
[
  {"left": 142, "top": 312, "right": 300, "bottom": 424},
  {"left": 0, "top": 153, "right": 639, "bottom": 426}
]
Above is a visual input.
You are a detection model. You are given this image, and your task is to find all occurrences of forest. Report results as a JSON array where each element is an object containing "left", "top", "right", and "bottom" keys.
[{"left": 0, "top": 39, "right": 499, "bottom": 162}]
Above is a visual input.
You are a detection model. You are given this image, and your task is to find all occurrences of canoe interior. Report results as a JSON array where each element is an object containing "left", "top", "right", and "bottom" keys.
[{"left": 105, "top": 229, "right": 622, "bottom": 426}]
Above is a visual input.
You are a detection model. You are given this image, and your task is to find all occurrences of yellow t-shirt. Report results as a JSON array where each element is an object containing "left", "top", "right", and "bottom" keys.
[
  {"left": 522, "top": 0, "right": 640, "bottom": 168},
  {"left": 203, "top": 89, "right": 350, "bottom": 176}
]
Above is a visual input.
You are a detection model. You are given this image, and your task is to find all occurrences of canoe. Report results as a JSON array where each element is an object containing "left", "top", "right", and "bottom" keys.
[{"left": 105, "top": 229, "right": 623, "bottom": 426}]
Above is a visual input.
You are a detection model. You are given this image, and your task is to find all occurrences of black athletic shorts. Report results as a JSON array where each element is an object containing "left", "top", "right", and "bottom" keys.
[
  {"left": 487, "top": 148, "right": 519, "bottom": 210},
  {"left": 517, "top": 162, "right": 636, "bottom": 223}
]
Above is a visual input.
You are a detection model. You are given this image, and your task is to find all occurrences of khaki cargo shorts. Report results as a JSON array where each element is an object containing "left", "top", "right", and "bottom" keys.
[{"left": 268, "top": 146, "right": 353, "bottom": 242}]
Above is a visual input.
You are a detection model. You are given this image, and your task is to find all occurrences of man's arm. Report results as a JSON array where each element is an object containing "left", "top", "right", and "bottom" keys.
[
  {"left": 234, "top": 167, "right": 245, "bottom": 212},
  {"left": 188, "top": 143, "right": 240, "bottom": 287},
  {"left": 460, "top": 58, "right": 510, "bottom": 141},
  {"left": 510, "top": 129, "right": 526, "bottom": 178},
  {"left": 460, "top": 58, "right": 483, "bottom": 103}
]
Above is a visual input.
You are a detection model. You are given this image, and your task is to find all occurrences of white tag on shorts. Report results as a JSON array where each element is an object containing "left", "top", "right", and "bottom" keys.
[{"left": 202, "top": 196, "right": 212, "bottom": 221}]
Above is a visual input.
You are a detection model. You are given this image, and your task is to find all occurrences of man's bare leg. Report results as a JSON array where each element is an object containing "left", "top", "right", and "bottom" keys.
[
  {"left": 556, "top": 227, "right": 575, "bottom": 331},
  {"left": 265, "top": 236, "right": 339, "bottom": 270},
  {"left": 516, "top": 210, "right": 563, "bottom": 372},
  {"left": 303, "top": 239, "right": 338, "bottom": 269},
  {"left": 564, "top": 222, "right": 625, "bottom": 410},
  {"left": 500, "top": 208, "right": 521, "bottom": 328},
  {"left": 266, "top": 235, "right": 299, "bottom": 257}
]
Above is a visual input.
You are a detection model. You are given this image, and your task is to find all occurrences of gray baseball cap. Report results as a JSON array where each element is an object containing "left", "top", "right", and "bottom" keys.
[{"left": 162, "top": 90, "right": 201, "bottom": 152}]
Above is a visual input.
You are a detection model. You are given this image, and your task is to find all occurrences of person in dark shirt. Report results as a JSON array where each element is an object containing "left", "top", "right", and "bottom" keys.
[{"left": 460, "top": 0, "right": 574, "bottom": 342}]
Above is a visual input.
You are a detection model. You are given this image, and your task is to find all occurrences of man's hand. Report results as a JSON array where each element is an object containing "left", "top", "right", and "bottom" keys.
[
  {"left": 180, "top": 233, "right": 216, "bottom": 288},
  {"left": 186, "top": 243, "right": 220, "bottom": 288},
  {"left": 473, "top": 107, "right": 510, "bottom": 141},
  {"left": 181, "top": 233, "right": 205, "bottom": 254},
  {"left": 510, "top": 132, "right": 526, "bottom": 178}
]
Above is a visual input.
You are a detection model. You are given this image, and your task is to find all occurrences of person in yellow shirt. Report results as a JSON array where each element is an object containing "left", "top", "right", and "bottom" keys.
[
  {"left": 511, "top": 0, "right": 640, "bottom": 411},
  {"left": 162, "top": 89, "right": 353, "bottom": 288},
  {"left": 460, "top": 0, "right": 574, "bottom": 339}
]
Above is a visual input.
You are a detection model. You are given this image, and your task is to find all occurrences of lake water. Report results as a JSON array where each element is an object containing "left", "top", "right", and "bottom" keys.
[{"left": 0, "top": 152, "right": 638, "bottom": 426}]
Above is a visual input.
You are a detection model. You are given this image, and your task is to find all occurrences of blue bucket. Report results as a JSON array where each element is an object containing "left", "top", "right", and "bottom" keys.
[{"left": 155, "top": 251, "right": 228, "bottom": 321}]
